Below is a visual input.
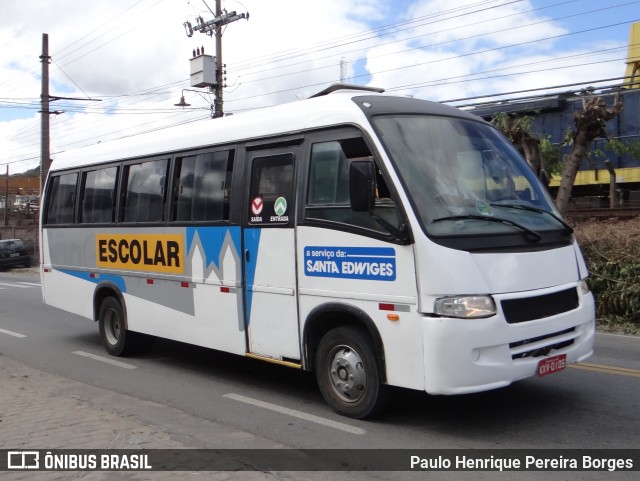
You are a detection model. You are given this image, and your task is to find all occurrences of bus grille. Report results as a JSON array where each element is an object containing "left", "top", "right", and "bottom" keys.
[
  {"left": 501, "top": 287, "right": 579, "bottom": 324},
  {"left": 509, "top": 327, "right": 576, "bottom": 360}
]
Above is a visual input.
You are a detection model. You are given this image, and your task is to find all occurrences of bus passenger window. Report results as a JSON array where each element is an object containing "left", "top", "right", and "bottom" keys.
[
  {"left": 45, "top": 173, "right": 78, "bottom": 225},
  {"left": 173, "top": 150, "right": 233, "bottom": 222},
  {"left": 79, "top": 167, "right": 118, "bottom": 224},
  {"left": 305, "top": 138, "right": 401, "bottom": 235},
  {"left": 122, "top": 159, "right": 168, "bottom": 223}
]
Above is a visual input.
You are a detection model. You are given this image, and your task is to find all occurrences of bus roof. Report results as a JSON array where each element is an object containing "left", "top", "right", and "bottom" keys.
[{"left": 49, "top": 86, "right": 480, "bottom": 172}]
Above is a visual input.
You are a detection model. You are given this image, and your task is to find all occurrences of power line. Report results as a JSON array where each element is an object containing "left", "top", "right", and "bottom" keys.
[
  {"left": 444, "top": 76, "right": 640, "bottom": 106},
  {"left": 388, "top": 57, "right": 630, "bottom": 93},
  {"left": 231, "top": 1, "right": 638, "bottom": 88},
  {"left": 56, "top": 0, "right": 168, "bottom": 70},
  {"left": 222, "top": 17, "right": 638, "bottom": 105},
  {"left": 52, "top": 0, "right": 148, "bottom": 59},
  {"left": 231, "top": 0, "right": 526, "bottom": 72}
]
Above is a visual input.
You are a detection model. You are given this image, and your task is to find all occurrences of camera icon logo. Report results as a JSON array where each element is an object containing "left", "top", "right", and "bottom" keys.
[{"left": 7, "top": 451, "right": 40, "bottom": 469}]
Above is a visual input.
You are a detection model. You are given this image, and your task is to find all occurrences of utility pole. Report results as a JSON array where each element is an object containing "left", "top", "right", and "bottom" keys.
[
  {"left": 40, "top": 33, "right": 50, "bottom": 197},
  {"left": 39, "top": 34, "right": 101, "bottom": 198},
  {"left": 3, "top": 165, "right": 8, "bottom": 227},
  {"left": 214, "top": 0, "right": 223, "bottom": 118},
  {"left": 183, "top": 1, "right": 248, "bottom": 118}
]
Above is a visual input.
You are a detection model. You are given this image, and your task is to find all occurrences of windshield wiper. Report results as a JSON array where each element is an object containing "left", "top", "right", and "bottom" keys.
[
  {"left": 432, "top": 215, "right": 542, "bottom": 243},
  {"left": 489, "top": 202, "right": 573, "bottom": 234}
]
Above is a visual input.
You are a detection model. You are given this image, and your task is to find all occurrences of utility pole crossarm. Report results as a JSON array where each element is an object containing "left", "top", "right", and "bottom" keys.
[
  {"left": 192, "top": 11, "right": 247, "bottom": 35},
  {"left": 182, "top": 0, "right": 248, "bottom": 118}
]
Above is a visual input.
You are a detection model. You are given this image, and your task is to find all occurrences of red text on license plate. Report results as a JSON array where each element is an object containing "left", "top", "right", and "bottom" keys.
[{"left": 537, "top": 354, "right": 567, "bottom": 377}]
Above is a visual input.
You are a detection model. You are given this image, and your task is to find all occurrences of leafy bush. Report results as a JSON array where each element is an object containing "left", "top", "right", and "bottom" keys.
[{"left": 572, "top": 217, "right": 640, "bottom": 334}]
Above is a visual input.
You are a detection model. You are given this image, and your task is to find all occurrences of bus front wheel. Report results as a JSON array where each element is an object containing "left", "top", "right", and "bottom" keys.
[
  {"left": 98, "top": 297, "right": 136, "bottom": 357},
  {"left": 315, "top": 326, "right": 388, "bottom": 419}
]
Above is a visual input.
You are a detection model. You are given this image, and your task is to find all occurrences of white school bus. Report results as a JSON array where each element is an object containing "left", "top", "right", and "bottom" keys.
[{"left": 40, "top": 85, "right": 595, "bottom": 418}]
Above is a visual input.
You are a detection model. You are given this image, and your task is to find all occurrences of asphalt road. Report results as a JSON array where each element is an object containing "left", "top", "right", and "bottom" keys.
[{"left": 1, "top": 268, "right": 639, "bottom": 479}]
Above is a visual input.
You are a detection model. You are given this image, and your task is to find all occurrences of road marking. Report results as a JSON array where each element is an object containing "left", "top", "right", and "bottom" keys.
[
  {"left": 0, "top": 282, "right": 30, "bottom": 289},
  {"left": 570, "top": 362, "right": 640, "bottom": 378},
  {"left": 72, "top": 351, "right": 137, "bottom": 370},
  {"left": 17, "top": 281, "right": 41, "bottom": 287},
  {"left": 0, "top": 328, "right": 26, "bottom": 338},
  {"left": 223, "top": 393, "right": 366, "bottom": 435}
]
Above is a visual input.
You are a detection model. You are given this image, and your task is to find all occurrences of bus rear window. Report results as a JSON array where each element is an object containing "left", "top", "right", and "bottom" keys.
[{"left": 45, "top": 172, "right": 78, "bottom": 225}]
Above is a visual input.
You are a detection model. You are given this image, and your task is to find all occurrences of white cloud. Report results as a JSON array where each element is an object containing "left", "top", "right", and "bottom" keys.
[{"left": 0, "top": 0, "right": 632, "bottom": 174}]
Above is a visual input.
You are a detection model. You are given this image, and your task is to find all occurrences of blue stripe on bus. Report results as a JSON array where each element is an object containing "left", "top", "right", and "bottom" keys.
[
  {"left": 59, "top": 269, "right": 127, "bottom": 293},
  {"left": 243, "top": 228, "right": 261, "bottom": 324}
]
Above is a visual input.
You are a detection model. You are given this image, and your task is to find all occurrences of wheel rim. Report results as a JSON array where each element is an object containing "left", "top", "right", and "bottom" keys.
[
  {"left": 103, "top": 307, "right": 121, "bottom": 346},
  {"left": 327, "top": 344, "right": 367, "bottom": 403}
]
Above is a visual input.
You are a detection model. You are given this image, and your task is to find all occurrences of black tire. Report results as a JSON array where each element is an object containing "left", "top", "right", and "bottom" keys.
[
  {"left": 23, "top": 257, "right": 31, "bottom": 268},
  {"left": 315, "top": 326, "right": 389, "bottom": 419},
  {"left": 98, "top": 297, "right": 136, "bottom": 356}
]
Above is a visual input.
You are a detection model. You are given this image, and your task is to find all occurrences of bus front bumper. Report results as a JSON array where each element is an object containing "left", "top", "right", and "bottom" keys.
[{"left": 420, "top": 291, "right": 596, "bottom": 395}]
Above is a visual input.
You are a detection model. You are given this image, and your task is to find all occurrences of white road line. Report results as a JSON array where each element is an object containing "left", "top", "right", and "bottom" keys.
[
  {"left": 72, "top": 351, "right": 137, "bottom": 370},
  {"left": 17, "top": 282, "right": 42, "bottom": 287},
  {"left": 223, "top": 393, "right": 366, "bottom": 435},
  {"left": 0, "top": 282, "right": 30, "bottom": 289},
  {"left": 0, "top": 328, "right": 26, "bottom": 338}
]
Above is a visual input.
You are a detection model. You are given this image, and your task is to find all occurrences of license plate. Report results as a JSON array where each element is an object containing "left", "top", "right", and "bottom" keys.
[
  {"left": 537, "top": 354, "right": 567, "bottom": 377},
  {"left": 9, "top": 253, "right": 19, "bottom": 257}
]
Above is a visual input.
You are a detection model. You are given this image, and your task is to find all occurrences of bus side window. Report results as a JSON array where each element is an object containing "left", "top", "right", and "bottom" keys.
[
  {"left": 173, "top": 150, "right": 233, "bottom": 222},
  {"left": 45, "top": 172, "right": 78, "bottom": 225},
  {"left": 79, "top": 167, "right": 118, "bottom": 224},
  {"left": 122, "top": 159, "right": 169, "bottom": 223},
  {"left": 305, "top": 138, "right": 400, "bottom": 234}
]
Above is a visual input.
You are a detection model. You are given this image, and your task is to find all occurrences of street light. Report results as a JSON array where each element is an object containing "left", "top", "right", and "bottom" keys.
[
  {"left": 173, "top": 89, "right": 215, "bottom": 117},
  {"left": 174, "top": 95, "right": 191, "bottom": 107}
]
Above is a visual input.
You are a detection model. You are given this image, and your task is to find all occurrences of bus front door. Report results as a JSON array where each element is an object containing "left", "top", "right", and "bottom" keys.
[{"left": 243, "top": 150, "right": 301, "bottom": 362}]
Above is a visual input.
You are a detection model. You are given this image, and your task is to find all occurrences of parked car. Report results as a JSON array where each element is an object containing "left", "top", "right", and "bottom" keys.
[{"left": 0, "top": 239, "right": 31, "bottom": 269}]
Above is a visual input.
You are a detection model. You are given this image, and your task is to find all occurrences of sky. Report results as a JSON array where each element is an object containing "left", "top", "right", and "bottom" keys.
[{"left": 0, "top": 0, "right": 637, "bottom": 176}]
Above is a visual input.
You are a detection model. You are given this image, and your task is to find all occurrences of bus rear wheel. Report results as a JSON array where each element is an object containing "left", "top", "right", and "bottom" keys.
[
  {"left": 98, "top": 297, "right": 136, "bottom": 357},
  {"left": 315, "top": 326, "right": 388, "bottom": 419}
]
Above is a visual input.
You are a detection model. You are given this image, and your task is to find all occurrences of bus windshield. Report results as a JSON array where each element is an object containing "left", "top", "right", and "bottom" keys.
[{"left": 372, "top": 115, "right": 567, "bottom": 243}]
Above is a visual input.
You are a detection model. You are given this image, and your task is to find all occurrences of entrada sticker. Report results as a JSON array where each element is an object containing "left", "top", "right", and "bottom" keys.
[
  {"left": 274, "top": 197, "right": 287, "bottom": 216},
  {"left": 304, "top": 246, "right": 396, "bottom": 281},
  {"left": 270, "top": 196, "right": 289, "bottom": 223}
]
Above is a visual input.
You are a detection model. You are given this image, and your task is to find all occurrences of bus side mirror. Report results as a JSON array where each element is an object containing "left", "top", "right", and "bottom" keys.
[{"left": 349, "top": 160, "right": 375, "bottom": 212}]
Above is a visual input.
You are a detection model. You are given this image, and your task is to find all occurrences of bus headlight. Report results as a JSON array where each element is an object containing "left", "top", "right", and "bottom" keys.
[{"left": 434, "top": 295, "right": 496, "bottom": 319}]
